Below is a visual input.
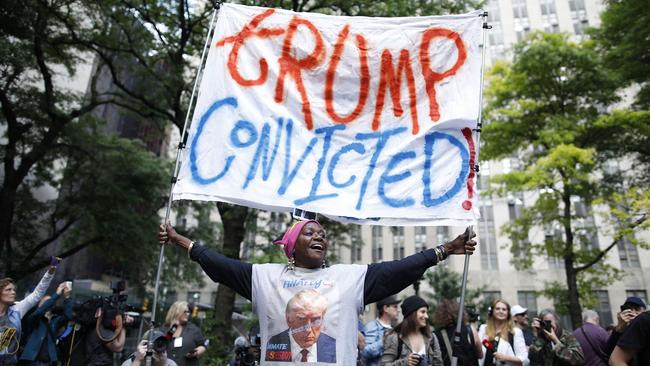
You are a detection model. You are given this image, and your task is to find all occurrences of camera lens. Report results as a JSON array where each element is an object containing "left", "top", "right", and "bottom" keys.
[{"left": 152, "top": 335, "right": 168, "bottom": 353}]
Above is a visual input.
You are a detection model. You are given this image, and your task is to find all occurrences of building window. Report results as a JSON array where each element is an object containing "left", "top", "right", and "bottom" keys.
[
  {"left": 507, "top": 193, "right": 527, "bottom": 257},
  {"left": 596, "top": 290, "right": 613, "bottom": 327},
  {"left": 371, "top": 226, "right": 383, "bottom": 262},
  {"left": 625, "top": 290, "right": 648, "bottom": 305},
  {"left": 487, "top": 0, "right": 505, "bottom": 63},
  {"left": 414, "top": 226, "right": 427, "bottom": 252},
  {"left": 436, "top": 226, "right": 449, "bottom": 246},
  {"left": 517, "top": 291, "right": 538, "bottom": 318},
  {"left": 479, "top": 201, "right": 499, "bottom": 270},
  {"left": 392, "top": 227, "right": 405, "bottom": 260},
  {"left": 618, "top": 236, "right": 640, "bottom": 268},
  {"left": 545, "top": 223, "right": 564, "bottom": 269},
  {"left": 187, "top": 291, "right": 201, "bottom": 303},
  {"left": 512, "top": 0, "right": 530, "bottom": 42},
  {"left": 569, "top": 0, "right": 589, "bottom": 36},
  {"left": 477, "top": 163, "right": 491, "bottom": 190},
  {"left": 540, "top": 0, "right": 559, "bottom": 33},
  {"left": 350, "top": 226, "right": 362, "bottom": 263}
]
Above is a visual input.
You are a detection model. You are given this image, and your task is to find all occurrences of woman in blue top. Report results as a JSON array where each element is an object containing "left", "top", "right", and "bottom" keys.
[{"left": 0, "top": 265, "right": 56, "bottom": 365}]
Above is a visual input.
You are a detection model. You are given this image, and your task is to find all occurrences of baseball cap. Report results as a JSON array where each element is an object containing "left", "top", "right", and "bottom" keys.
[
  {"left": 376, "top": 295, "right": 401, "bottom": 311},
  {"left": 511, "top": 305, "right": 528, "bottom": 317},
  {"left": 622, "top": 297, "right": 646, "bottom": 309}
]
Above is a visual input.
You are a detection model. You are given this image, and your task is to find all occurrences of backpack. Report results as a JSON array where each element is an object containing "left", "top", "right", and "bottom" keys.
[{"left": 436, "top": 326, "right": 479, "bottom": 366}]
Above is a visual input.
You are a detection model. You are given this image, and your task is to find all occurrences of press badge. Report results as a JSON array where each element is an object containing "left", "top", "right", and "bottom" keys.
[{"left": 174, "top": 337, "right": 183, "bottom": 348}]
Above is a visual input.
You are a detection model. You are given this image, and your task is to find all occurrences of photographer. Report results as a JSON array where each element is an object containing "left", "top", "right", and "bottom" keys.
[
  {"left": 122, "top": 331, "right": 177, "bottom": 366},
  {"left": 605, "top": 297, "right": 645, "bottom": 358},
  {"left": 65, "top": 281, "right": 135, "bottom": 366},
  {"left": 229, "top": 324, "right": 260, "bottom": 366},
  {"left": 83, "top": 307, "right": 134, "bottom": 366},
  {"left": 528, "top": 309, "right": 583, "bottom": 366}
]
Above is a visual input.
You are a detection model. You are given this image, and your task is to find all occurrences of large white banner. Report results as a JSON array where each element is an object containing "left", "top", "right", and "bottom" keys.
[{"left": 173, "top": 4, "right": 483, "bottom": 225}]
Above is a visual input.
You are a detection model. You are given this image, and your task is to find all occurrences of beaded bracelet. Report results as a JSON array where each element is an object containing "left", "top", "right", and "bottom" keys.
[
  {"left": 440, "top": 244, "right": 450, "bottom": 259},
  {"left": 434, "top": 244, "right": 449, "bottom": 262},
  {"left": 188, "top": 241, "right": 195, "bottom": 258}
]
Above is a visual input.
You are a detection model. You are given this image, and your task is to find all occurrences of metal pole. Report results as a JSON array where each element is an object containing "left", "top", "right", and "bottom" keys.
[
  {"left": 451, "top": 226, "right": 473, "bottom": 366},
  {"left": 451, "top": 11, "right": 489, "bottom": 366},
  {"left": 145, "top": 4, "right": 221, "bottom": 366}
]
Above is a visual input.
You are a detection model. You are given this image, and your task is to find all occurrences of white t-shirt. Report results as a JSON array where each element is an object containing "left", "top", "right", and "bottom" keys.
[
  {"left": 478, "top": 324, "right": 529, "bottom": 366},
  {"left": 253, "top": 263, "right": 367, "bottom": 365}
]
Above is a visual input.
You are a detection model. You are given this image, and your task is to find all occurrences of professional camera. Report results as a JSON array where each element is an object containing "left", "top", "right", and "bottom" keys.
[
  {"left": 146, "top": 330, "right": 173, "bottom": 354},
  {"left": 466, "top": 307, "right": 480, "bottom": 323},
  {"left": 234, "top": 324, "right": 261, "bottom": 366},
  {"left": 72, "top": 281, "right": 140, "bottom": 330}
]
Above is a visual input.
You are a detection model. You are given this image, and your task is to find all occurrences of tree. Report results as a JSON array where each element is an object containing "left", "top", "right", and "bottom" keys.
[
  {"left": 0, "top": 1, "right": 180, "bottom": 288},
  {"left": 422, "top": 265, "right": 484, "bottom": 310},
  {"left": 594, "top": 0, "right": 650, "bottom": 109},
  {"left": 482, "top": 32, "right": 649, "bottom": 328}
]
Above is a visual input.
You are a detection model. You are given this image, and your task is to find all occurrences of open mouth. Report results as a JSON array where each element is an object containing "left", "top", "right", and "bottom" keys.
[{"left": 309, "top": 243, "right": 324, "bottom": 252}]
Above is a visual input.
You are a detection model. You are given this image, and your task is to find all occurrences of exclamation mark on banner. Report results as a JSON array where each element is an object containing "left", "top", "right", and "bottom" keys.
[{"left": 461, "top": 127, "right": 475, "bottom": 210}]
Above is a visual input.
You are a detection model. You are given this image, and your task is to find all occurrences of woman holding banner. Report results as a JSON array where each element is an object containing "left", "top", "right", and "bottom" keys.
[{"left": 159, "top": 220, "right": 475, "bottom": 365}]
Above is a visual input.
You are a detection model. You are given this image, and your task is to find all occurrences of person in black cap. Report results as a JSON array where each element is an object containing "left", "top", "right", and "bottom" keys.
[
  {"left": 362, "top": 296, "right": 401, "bottom": 366},
  {"left": 610, "top": 308, "right": 650, "bottom": 366},
  {"left": 381, "top": 296, "right": 442, "bottom": 366},
  {"left": 605, "top": 296, "right": 646, "bottom": 358}
]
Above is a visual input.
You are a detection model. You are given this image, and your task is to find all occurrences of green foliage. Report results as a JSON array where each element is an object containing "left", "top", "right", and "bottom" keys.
[
  {"left": 238, "top": 0, "right": 484, "bottom": 16},
  {"left": 0, "top": 0, "right": 213, "bottom": 294},
  {"left": 422, "top": 265, "right": 484, "bottom": 314},
  {"left": 483, "top": 31, "right": 649, "bottom": 326},
  {"left": 541, "top": 263, "right": 622, "bottom": 316},
  {"left": 594, "top": 0, "right": 650, "bottom": 109},
  {"left": 483, "top": 32, "right": 619, "bottom": 161},
  {"left": 199, "top": 310, "right": 236, "bottom": 365}
]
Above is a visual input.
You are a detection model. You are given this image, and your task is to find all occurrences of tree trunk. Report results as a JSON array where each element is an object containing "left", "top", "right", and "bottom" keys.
[
  {"left": 0, "top": 184, "right": 17, "bottom": 277},
  {"left": 212, "top": 202, "right": 249, "bottom": 344},
  {"left": 565, "top": 263, "right": 582, "bottom": 329},
  {"left": 562, "top": 190, "right": 582, "bottom": 329}
]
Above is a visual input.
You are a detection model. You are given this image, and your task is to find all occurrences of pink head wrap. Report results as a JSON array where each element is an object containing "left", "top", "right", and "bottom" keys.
[{"left": 273, "top": 220, "right": 322, "bottom": 259}]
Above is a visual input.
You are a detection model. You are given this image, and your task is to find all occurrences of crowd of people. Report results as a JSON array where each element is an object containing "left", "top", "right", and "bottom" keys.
[
  {"left": 0, "top": 260, "right": 207, "bottom": 366},
  {"left": 1, "top": 217, "right": 648, "bottom": 365},
  {"left": 357, "top": 295, "right": 648, "bottom": 366},
  {"left": 158, "top": 218, "right": 649, "bottom": 366}
]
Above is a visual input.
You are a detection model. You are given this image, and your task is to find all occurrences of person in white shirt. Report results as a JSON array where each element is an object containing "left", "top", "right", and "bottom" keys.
[{"left": 478, "top": 299, "right": 528, "bottom": 366}]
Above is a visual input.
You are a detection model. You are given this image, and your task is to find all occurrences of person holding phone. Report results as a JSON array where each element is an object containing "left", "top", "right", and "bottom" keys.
[
  {"left": 161, "top": 301, "right": 206, "bottom": 366},
  {"left": 0, "top": 258, "right": 58, "bottom": 365},
  {"left": 528, "top": 309, "right": 583, "bottom": 366},
  {"left": 604, "top": 296, "right": 646, "bottom": 358},
  {"left": 159, "top": 221, "right": 476, "bottom": 365},
  {"left": 19, "top": 281, "right": 73, "bottom": 365}
]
